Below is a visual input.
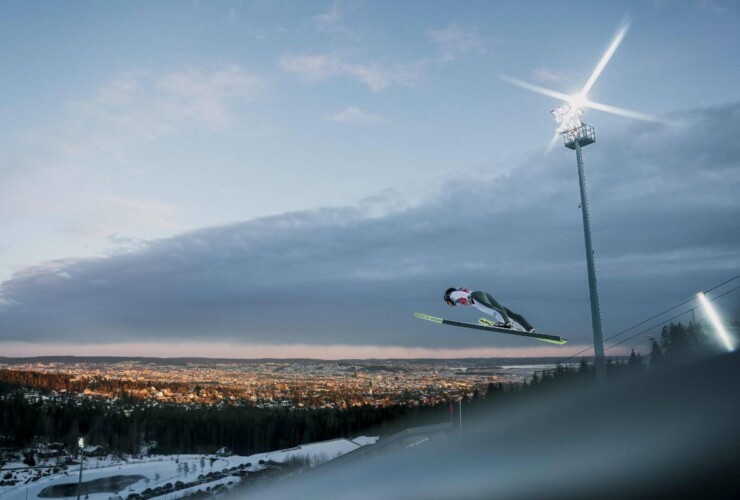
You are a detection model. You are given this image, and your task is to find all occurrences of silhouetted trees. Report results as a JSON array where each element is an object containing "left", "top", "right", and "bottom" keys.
[
  {"left": 648, "top": 321, "right": 720, "bottom": 368},
  {"left": 476, "top": 320, "right": 725, "bottom": 411},
  {"left": 0, "top": 384, "right": 447, "bottom": 454}
]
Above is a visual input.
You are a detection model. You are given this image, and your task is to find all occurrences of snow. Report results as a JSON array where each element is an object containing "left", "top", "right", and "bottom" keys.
[
  {"left": 0, "top": 435, "right": 378, "bottom": 499},
  {"left": 351, "top": 436, "right": 379, "bottom": 446},
  {"left": 163, "top": 475, "right": 237, "bottom": 499},
  {"left": 264, "top": 438, "right": 359, "bottom": 464}
]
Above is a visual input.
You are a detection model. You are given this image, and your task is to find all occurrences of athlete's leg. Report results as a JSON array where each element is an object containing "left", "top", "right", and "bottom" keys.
[
  {"left": 470, "top": 291, "right": 511, "bottom": 324},
  {"left": 504, "top": 308, "right": 535, "bottom": 332}
]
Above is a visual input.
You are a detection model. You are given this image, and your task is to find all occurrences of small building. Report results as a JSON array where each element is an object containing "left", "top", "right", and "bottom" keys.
[
  {"left": 215, "top": 447, "right": 232, "bottom": 457},
  {"left": 83, "top": 445, "right": 106, "bottom": 457}
]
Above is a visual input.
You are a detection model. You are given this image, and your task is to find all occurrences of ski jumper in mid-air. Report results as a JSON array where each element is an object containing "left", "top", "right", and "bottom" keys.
[{"left": 443, "top": 287, "right": 536, "bottom": 332}]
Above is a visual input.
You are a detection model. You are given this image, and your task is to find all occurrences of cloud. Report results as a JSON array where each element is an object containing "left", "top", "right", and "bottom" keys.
[
  {"left": 697, "top": 0, "right": 729, "bottom": 13},
  {"left": 532, "top": 66, "right": 574, "bottom": 84},
  {"left": 325, "top": 106, "right": 383, "bottom": 125},
  {"left": 281, "top": 20, "right": 484, "bottom": 93},
  {"left": 646, "top": 0, "right": 730, "bottom": 13},
  {"left": 1, "top": 65, "right": 261, "bottom": 219},
  {"left": 314, "top": 1, "right": 343, "bottom": 32},
  {"left": 1, "top": 102, "right": 739, "bottom": 351},
  {"left": 0, "top": 65, "right": 261, "bottom": 280},
  {"left": 279, "top": 53, "right": 343, "bottom": 82},
  {"left": 137, "top": 65, "right": 262, "bottom": 131},
  {"left": 279, "top": 53, "right": 424, "bottom": 92},
  {"left": 30, "top": 64, "right": 263, "bottom": 165},
  {"left": 426, "top": 22, "right": 486, "bottom": 61},
  {"left": 88, "top": 195, "right": 183, "bottom": 231}
]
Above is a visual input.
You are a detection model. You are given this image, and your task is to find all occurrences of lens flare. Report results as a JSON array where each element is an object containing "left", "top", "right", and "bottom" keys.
[
  {"left": 500, "top": 19, "right": 678, "bottom": 145},
  {"left": 568, "top": 93, "right": 589, "bottom": 111},
  {"left": 580, "top": 22, "right": 629, "bottom": 97}
]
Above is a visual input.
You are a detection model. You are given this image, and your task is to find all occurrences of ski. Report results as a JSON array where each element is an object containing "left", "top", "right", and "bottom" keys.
[{"left": 413, "top": 312, "right": 568, "bottom": 345}]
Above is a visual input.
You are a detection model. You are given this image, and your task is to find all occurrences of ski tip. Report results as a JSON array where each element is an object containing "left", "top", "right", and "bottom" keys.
[{"left": 541, "top": 338, "right": 568, "bottom": 345}]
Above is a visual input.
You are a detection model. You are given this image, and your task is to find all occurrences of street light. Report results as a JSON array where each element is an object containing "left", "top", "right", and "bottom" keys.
[
  {"left": 76, "top": 438, "right": 84, "bottom": 500},
  {"left": 458, "top": 397, "right": 463, "bottom": 433}
]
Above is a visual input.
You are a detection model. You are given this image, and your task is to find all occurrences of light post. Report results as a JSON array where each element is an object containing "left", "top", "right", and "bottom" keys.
[
  {"left": 458, "top": 397, "right": 463, "bottom": 433},
  {"left": 76, "top": 437, "right": 84, "bottom": 500},
  {"left": 503, "top": 22, "right": 672, "bottom": 382},
  {"left": 553, "top": 105, "right": 606, "bottom": 381}
]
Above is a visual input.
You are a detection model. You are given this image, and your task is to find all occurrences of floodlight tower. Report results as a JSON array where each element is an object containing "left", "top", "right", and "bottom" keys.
[
  {"left": 554, "top": 109, "right": 605, "bottom": 380},
  {"left": 502, "top": 22, "right": 675, "bottom": 382}
]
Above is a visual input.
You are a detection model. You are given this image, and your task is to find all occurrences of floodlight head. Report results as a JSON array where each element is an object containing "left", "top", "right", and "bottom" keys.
[
  {"left": 551, "top": 104, "right": 583, "bottom": 134},
  {"left": 78, "top": 437, "right": 84, "bottom": 449},
  {"left": 568, "top": 93, "right": 589, "bottom": 111},
  {"left": 502, "top": 19, "right": 677, "bottom": 150},
  {"left": 697, "top": 292, "right": 734, "bottom": 352}
]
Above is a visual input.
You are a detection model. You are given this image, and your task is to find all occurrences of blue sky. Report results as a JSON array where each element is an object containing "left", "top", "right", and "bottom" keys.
[{"left": 1, "top": 0, "right": 739, "bottom": 358}]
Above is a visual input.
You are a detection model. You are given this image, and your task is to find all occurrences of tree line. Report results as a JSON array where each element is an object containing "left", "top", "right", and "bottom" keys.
[
  {"left": 0, "top": 385, "right": 447, "bottom": 456},
  {"left": 474, "top": 320, "right": 727, "bottom": 407}
]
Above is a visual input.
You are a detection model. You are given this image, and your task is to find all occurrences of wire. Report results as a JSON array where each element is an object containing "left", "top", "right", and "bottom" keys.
[
  {"left": 603, "top": 298, "right": 695, "bottom": 343},
  {"left": 604, "top": 309, "right": 694, "bottom": 352},
  {"left": 603, "top": 273, "right": 740, "bottom": 346},
  {"left": 709, "top": 283, "right": 740, "bottom": 302},
  {"left": 545, "top": 273, "right": 740, "bottom": 368},
  {"left": 704, "top": 274, "right": 740, "bottom": 295},
  {"left": 605, "top": 284, "right": 740, "bottom": 351}
]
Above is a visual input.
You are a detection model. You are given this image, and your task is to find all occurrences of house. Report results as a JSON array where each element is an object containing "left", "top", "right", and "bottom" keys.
[
  {"left": 83, "top": 445, "right": 106, "bottom": 457},
  {"left": 215, "top": 447, "right": 232, "bottom": 457}
]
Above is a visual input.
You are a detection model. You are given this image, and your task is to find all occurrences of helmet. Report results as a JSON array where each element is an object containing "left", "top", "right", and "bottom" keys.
[{"left": 444, "top": 287, "right": 457, "bottom": 307}]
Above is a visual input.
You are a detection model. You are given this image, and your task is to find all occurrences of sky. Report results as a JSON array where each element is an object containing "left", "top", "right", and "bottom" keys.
[{"left": 1, "top": 0, "right": 739, "bottom": 359}]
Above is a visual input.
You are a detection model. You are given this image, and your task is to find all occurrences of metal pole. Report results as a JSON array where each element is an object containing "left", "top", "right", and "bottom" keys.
[
  {"left": 76, "top": 449, "right": 83, "bottom": 500},
  {"left": 574, "top": 138, "right": 606, "bottom": 381},
  {"left": 458, "top": 398, "right": 462, "bottom": 433}
]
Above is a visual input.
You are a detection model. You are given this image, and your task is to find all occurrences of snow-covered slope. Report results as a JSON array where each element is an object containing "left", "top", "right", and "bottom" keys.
[{"left": 0, "top": 435, "right": 378, "bottom": 499}]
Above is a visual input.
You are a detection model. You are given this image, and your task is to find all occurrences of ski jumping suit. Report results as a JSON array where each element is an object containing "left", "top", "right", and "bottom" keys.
[{"left": 448, "top": 288, "right": 535, "bottom": 332}]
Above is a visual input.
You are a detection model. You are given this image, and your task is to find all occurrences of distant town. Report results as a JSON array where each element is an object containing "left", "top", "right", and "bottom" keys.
[{"left": 0, "top": 356, "right": 572, "bottom": 409}]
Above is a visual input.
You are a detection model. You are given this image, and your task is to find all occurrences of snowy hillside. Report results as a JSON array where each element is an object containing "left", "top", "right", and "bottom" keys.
[{"left": 0, "top": 436, "right": 377, "bottom": 499}]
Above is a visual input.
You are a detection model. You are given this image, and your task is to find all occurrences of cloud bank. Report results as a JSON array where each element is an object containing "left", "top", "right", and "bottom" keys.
[{"left": 1, "top": 102, "right": 739, "bottom": 352}]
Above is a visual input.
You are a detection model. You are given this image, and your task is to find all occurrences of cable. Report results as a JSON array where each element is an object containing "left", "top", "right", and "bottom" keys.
[
  {"left": 704, "top": 274, "right": 740, "bottom": 295},
  {"left": 545, "top": 274, "right": 740, "bottom": 368},
  {"left": 614, "top": 284, "right": 739, "bottom": 354},
  {"left": 548, "top": 297, "right": 698, "bottom": 368},
  {"left": 709, "top": 283, "right": 740, "bottom": 302},
  {"left": 602, "top": 273, "right": 740, "bottom": 346},
  {"left": 605, "top": 284, "right": 740, "bottom": 351},
  {"left": 604, "top": 309, "right": 694, "bottom": 352}
]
